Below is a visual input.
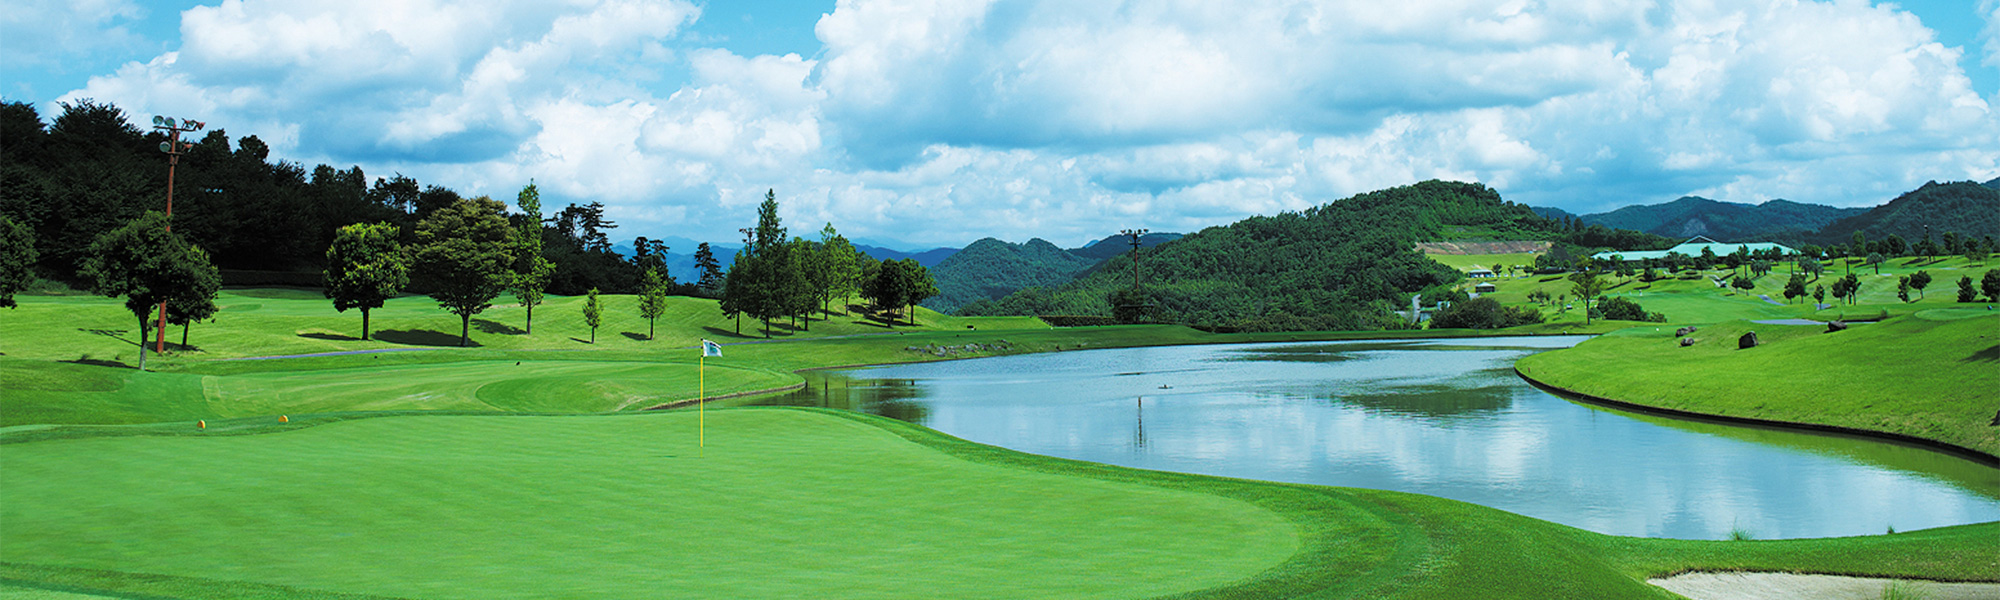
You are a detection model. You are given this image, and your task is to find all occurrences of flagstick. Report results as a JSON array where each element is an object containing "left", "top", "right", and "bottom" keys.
[{"left": 699, "top": 353, "right": 705, "bottom": 448}]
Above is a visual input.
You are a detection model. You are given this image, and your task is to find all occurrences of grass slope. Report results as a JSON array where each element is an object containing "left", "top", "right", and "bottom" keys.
[
  {"left": 1517, "top": 311, "right": 2000, "bottom": 456},
  {"left": 3, "top": 409, "right": 1994, "bottom": 599}
]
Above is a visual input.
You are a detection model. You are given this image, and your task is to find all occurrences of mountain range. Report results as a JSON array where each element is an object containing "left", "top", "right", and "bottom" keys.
[{"left": 1575, "top": 197, "right": 1866, "bottom": 243}]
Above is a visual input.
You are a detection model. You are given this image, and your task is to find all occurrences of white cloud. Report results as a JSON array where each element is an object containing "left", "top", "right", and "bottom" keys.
[
  {"left": 1982, "top": 0, "right": 2000, "bottom": 69},
  {"left": 43, "top": 0, "right": 2000, "bottom": 247}
]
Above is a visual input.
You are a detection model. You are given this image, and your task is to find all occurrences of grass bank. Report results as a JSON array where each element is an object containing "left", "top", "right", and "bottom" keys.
[
  {"left": 4, "top": 408, "right": 1994, "bottom": 599},
  {"left": 1516, "top": 310, "right": 2000, "bottom": 458}
]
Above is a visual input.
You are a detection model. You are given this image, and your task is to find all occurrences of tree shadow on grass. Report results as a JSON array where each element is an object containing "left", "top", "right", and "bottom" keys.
[
  {"left": 80, "top": 328, "right": 139, "bottom": 346},
  {"left": 374, "top": 329, "right": 475, "bottom": 347},
  {"left": 61, "top": 357, "right": 134, "bottom": 369},
  {"left": 473, "top": 319, "right": 525, "bottom": 335},
  {"left": 701, "top": 326, "right": 759, "bottom": 340},
  {"left": 1964, "top": 344, "right": 2000, "bottom": 363},
  {"left": 298, "top": 332, "right": 358, "bottom": 341},
  {"left": 620, "top": 331, "right": 652, "bottom": 341}
]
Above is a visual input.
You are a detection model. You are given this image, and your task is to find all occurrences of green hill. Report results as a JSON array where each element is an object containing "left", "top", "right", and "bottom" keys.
[
  {"left": 1067, "top": 232, "right": 1183, "bottom": 261},
  {"left": 1814, "top": 180, "right": 2000, "bottom": 244},
  {"left": 923, "top": 237, "right": 1097, "bottom": 314},
  {"left": 963, "top": 180, "right": 1573, "bottom": 330},
  {"left": 1582, "top": 196, "right": 1865, "bottom": 242}
]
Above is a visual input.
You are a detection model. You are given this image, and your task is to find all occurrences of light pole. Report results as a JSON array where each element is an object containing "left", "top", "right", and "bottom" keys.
[
  {"left": 150, "top": 115, "right": 203, "bottom": 354},
  {"left": 1120, "top": 228, "right": 1149, "bottom": 289}
]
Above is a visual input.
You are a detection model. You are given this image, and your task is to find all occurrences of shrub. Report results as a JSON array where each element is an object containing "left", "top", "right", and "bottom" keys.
[
  {"left": 1594, "top": 296, "right": 1666, "bottom": 322},
  {"left": 1430, "top": 297, "right": 1543, "bottom": 329}
]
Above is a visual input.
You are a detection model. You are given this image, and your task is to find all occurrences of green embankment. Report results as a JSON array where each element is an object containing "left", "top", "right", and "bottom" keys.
[
  {"left": 1517, "top": 310, "right": 2000, "bottom": 457},
  {"left": 4, "top": 409, "right": 1995, "bottom": 600}
]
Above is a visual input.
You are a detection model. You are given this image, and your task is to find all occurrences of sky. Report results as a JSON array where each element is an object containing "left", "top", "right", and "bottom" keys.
[{"left": 5, "top": 0, "right": 1998, "bottom": 250}]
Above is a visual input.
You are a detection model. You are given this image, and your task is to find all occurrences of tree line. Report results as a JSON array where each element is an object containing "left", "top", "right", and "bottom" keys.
[{"left": 0, "top": 99, "right": 704, "bottom": 296}]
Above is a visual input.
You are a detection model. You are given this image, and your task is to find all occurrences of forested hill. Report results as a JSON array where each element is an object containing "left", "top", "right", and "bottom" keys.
[
  {"left": 1983, "top": 177, "right": 1999, "bottom": 190},
  {"left": 961, "top": 180, "right": 1575, "bottom": 331},
  {"left": 1581, "top": 196, "right": 1865, "bottom": 242},
  {"left": 1811, "top": 180, "right": 2000, "bottom": 245},
  {"left": 923, "top": 238, "right": 1097, "bottom": 314},
  {"left": 1067, "top": 232, "right": 1183, "bottom": 260},
  {"left": 855, "top": 244, "right": 959, "bottom": 267}
]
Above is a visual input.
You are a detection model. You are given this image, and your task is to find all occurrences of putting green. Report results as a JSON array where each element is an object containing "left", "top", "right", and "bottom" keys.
[{"left": 1, "top": 409, "right": 1298, "bottom": 599}]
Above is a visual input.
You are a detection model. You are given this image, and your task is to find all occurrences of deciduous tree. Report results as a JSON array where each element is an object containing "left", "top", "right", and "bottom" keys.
[
  {"left": 323, "top": 222, "right": 407, "bottom": 341},
  {"left": 0, "top": 215, "right": 34, "bottom": 308},
  {"left": 637, "top": 268, "right": 666, "bottom": 340},
  {"left": 413, "top": 196, "right": 518, "bottom": 347},
  {"left": 511, "top": 182, "right": 554, "bottom": 334},
  {"left": 583, "top": 287, "right": 602, "bottom": 344},
  {"left": 80, "top": 212, "right": 218, "bottom": 370},
  {"left": 1568, "top": 270, "right": 1605, "bottom": 325}
]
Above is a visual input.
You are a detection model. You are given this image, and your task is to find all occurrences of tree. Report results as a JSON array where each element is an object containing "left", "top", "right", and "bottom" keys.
[
  {"left": 821, "top": 229, "right": 863, "bottom": 314},
  {"left": 413, "top": 196, "right": 518, "bottom": 347},
  {"left": 863, "top": 258, "right": 907, "bottom": 327},
  {"left": 1866, "top": 252, "right": 1884, "bottom": 275},
  {"left": 1430, "top": 297, "right": 1543, "bottom": 329},
  {"left": 1835, "top": 273, "right": 1862, "bottom": 305},
  {"left": 1595, "top": 296, "right": 1664, "bottom": 322},
  {"left": 323, "top": 222, "right": 408, "bottom": 341},
  {"left": 165, "top": 246, "right": 222, "bottom": 349},
  {"left": 1568, "top": 270, "right": 1605, "bottom": 325},
  {"left": 1984, "top": 269, "right": 2000, "bottom": 303},
  {"left": 1909, "top": 270, "right": 1931, "bottom": 300},
  {"left": 719, "top": 248, "right": 753, "bottom": 335},
  {"left": 903, "top": 258, "right": 939, "bottom": 324},
  {"left": 1731, "top": 275, "right": 1755, "bottom": 295},
  {"left": 637, "top": 268, "right": 667, "bottom": 340},
  {"left": 511, "top": 181, "right": 554, "bottom": 334},
  {"left": 582, "top": 287, "right": 603, "bottom": 344},
  {"left": 693, "top": 242, "right": 723, "bottom": 297},
  {"left": 1813, "top": 283, "right": 1826, "bottom": 308},
  {"left": 1896, "top": 276, "right": 1911, "bottom": 303},
  {"left": 80, "top": 212, "right": 217, "bottom": 370},
  {"left": 1958, "top": 275, "right": 1977, "bottom": 302},
  {"left": 0, "top": 215, "right": 34, "bottom": 308},
  {"left": 1783, "top": 273, "right": 1806, "bottom": 304}
]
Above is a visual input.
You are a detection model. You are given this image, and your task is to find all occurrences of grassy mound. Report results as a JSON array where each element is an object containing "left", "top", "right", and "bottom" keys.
[{"left": 1517, "top": 312, "right": 2000, "bottom": 456}]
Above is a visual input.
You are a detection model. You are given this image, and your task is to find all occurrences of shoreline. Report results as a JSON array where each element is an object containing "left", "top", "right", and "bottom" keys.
[{"left": 1513, "top": 366, "right": 2000, "bottom": 468}]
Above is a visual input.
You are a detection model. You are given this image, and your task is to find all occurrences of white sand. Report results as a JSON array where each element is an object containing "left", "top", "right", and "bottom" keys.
[{"left": 1650, "top": 572, "right": 2000, "bottom": 600}]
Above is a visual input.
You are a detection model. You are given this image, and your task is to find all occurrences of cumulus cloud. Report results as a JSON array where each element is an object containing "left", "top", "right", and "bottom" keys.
[{"left": 44, "top": 0, "right": 2000, "bottom": 247}]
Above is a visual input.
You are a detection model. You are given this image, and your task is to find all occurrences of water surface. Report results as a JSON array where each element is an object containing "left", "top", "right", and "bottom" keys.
[{"left": 763, "top": 337, "right": 2000, "bottom": 539}]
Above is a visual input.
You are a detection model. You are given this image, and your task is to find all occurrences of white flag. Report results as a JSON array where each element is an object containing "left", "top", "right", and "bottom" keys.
[{"left": 701, "top": 339, "right": 722, "bottom": 357}]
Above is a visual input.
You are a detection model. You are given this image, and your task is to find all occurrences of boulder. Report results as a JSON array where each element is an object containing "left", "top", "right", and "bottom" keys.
[
  {"left": 1738, "top": 331, "right": 1759, "bottom": 349},
  {"left": 1679, "top": 337, "right": 1696, "bottom": 347},
  {"left": 1826, "top": 321, "right": 1848, "bottom": 333},
  {"left": 1676, "top": 326, "right": 1698, "bottom": 337}
]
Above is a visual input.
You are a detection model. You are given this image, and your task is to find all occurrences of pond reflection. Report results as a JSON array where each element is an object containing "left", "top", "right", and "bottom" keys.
[{"left": 758, "top": 337, "right": 2000, "bottom": 540}]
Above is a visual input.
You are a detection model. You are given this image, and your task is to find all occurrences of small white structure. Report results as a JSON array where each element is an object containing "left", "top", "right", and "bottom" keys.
[{"left": 1467, "top": 268, "right": 1496, "bottom": 278}]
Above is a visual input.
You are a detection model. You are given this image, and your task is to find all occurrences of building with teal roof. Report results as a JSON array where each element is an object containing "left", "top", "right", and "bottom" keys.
[{"left": 1590, "top": 236, "right": 1795, "bottom": 262}]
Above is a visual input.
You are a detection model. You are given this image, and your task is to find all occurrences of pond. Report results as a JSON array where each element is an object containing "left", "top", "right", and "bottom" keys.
[{"left": 760, "top": 337, "right": 2000, "bottom": 539}]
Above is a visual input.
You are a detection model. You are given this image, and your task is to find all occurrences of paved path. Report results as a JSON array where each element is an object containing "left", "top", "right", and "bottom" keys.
[
  {"left": 1756, "top": 294, "right": 1784, "bottom": 306},
  {"left": 1751, "top": 319, "right": 1825, "bottom": 326}
]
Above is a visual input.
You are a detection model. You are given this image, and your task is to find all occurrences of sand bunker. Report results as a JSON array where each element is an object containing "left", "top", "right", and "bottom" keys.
[{"left": 1650, "top": 572, "right": 2000, "bottom": 600}]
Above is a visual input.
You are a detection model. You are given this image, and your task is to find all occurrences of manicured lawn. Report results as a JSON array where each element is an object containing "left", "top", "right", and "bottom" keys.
[
  {"left": 5, "top": 287, "right": 1996, "bottom": 598},
  {"left": 4, "top": 408, "right": 1994, "bottom": 599},
  {"left": 1517, "top": 310, "right": 2000, "bottom": 456},
  {"left": 1423, "top": 252, "right": 1537, "bottom": 274}
]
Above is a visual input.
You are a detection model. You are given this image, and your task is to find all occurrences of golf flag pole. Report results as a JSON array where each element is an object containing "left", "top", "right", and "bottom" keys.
[{"left": 700, "top": 339, "right": 722, "bottom": 447}]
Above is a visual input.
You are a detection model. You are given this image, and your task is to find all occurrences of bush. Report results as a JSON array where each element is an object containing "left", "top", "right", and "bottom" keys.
[
  {"left": 1594, "top": 296, "right": 1667, "bottom": 322},
  {"left": 1430, "top": 297, "right": 1543, "bottom": 329}
]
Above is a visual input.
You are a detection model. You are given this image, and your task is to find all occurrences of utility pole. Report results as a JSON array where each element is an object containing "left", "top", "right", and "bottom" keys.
[
  {"left": 1120, "top": 228, "right": 1149, "bottom": 289},
  {"left": 150, "top": 115, "right": 203, "bottom": 354}
]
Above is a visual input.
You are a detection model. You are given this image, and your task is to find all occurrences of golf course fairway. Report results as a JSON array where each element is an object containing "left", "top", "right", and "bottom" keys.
[{"left": 2, "top": 409, "right": 1298, "bottom": 599}]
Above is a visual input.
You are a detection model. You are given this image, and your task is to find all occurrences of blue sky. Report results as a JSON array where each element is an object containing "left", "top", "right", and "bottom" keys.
[{"left": 5, "top": 0, "right": 1997, "bottom": 249}]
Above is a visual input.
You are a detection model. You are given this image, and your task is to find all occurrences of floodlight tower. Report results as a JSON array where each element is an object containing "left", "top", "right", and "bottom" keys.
[
  {"left": 150, "top": 115, "right": 204, "bottom": 353},
  {"left": 1120, "top": 228, "right": 1149, "bottom": 289}
]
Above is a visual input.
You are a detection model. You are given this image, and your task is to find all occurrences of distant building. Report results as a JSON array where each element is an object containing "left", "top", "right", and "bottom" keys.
[
  {"left": 1474, "top": 282, "right": 1497, "bottom": 293},
  {"left": 1590, "top": 236, "right": 1795, "bottom": 263},
  {"left": 1467, "top": 268, "right": 1496, "bottom": 278}
]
